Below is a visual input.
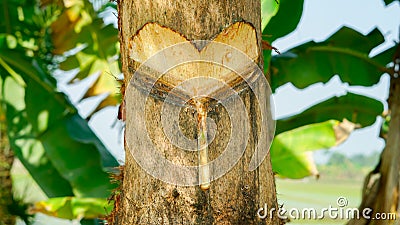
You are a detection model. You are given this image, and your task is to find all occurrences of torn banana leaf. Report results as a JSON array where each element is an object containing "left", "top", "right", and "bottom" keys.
[{"left": 271, "top": 119, "right": 356, "bottom": 178}]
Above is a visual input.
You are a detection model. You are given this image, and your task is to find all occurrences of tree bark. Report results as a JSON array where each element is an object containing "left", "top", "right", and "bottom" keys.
[
  {"left": 113, "top": 1, "right": 280, "bottom": 224},
  {"left": 0, "top": 124, "right": 15, "bottom": 225},
  {"left": 347, "top": 44, "right": 400, "bottom": 225}
]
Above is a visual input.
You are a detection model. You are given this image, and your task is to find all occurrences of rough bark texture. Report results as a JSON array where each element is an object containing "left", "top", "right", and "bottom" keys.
[
  {"left": 115, "top": 1, "right": 280, "bottom": 224},
  {"left": 0, "top": 124, "right": 15, "bottom": 225},
  {"left": 347, "top": 45, "right": 400, "bottom": 225},
  {"left": 374, "top": 76, "right": 400, "bottom": 224}
]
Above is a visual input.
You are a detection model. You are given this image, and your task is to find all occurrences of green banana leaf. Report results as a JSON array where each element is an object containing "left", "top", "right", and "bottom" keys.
[
  {"left": 0, "top": 34, "right": 118, "bottom": 198},
  {"left": 54, "top": 0, "right": 121, "bottom": 114},
  {"left": 276, "top": 93, "right": 383, "bottom": 134},
  {"left": 271, "top": 120, "right": 355, "bottom": 178},
  {"left": 270, "top": 26, "right": 394, "bottom": 91},
  {"left": 262, "top": 0, "right": 304, "bottom": 42},
  {"left": 262, "top": 0, "right": 304, "bottom": 69},
  {"left": 383, "top": 0, "right": 399, "bottom": 5},
  {"left": 261, "top": 0, "right": 279, "bottom": 31},
  {"left": 32, "top": 197, "right": 113, "bottom": 220}
]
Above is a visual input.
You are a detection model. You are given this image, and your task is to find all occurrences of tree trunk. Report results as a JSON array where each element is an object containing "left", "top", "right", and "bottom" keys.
[
  {"left": 347, "top": 44, "right": 400, "bottom": 225},
  {"left": 0, "top": 124, "right": 15, "bottom": 225},
  {"left": 113, "top": 1, "right": 280, "bottom": 224}
]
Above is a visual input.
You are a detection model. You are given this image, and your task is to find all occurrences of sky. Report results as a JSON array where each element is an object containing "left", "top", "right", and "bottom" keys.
[
  {"left": 272, "top": 0, "right": 399, "bottom": 163},
  {"left": 21, "top": 1, "right": 399, "bottom": 224},
  {"left": 60, "top": 0, "right": 400, "bottom": 164}
]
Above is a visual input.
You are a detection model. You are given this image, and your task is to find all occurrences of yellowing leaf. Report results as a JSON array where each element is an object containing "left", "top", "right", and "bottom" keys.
[
  {"left": 271, "top": 120, "right": 356, "bottom": 179},
  {"left": 53, "top": 4, "right": 121, "bottom": 114},
  {"left": 32, "top": 197, "right": 113, "bottom": 220}
]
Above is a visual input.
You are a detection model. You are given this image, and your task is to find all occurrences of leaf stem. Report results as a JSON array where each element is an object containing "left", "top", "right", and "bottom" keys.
[{"left": 310, "top": 46, "right": 392, "bottom": 74}]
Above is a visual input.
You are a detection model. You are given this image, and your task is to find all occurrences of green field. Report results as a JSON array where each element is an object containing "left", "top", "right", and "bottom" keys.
[
  {"left": 275, "top": 176, "right": 363, "bottom": 225},
  {"left": 12, "top": 160, "right": 366, "bottom": 225}
]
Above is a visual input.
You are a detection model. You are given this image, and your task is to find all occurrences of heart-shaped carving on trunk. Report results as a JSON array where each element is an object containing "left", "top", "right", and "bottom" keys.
[
  {"left": 129, "top": 22, "right": 260, "bottom": 102},
  {"left": 125, "top": 22, "right": 275, "bottom": 188}
]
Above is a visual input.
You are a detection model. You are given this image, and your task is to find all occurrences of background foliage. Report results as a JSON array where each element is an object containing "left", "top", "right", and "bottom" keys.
[{"left": 0, "top": 0, "right": 398, "bottom": 223}]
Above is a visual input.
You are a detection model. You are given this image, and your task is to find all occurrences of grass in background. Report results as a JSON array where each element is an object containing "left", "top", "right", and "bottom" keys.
[
  {"left": 11, "top": 150, "right": 379, "bottom": 225},
  {"left": 276, "top": 177, "right": 362, "bottom": 225},
  {"left": 275, "top": 150, "right": 380, "bottom": 225}
]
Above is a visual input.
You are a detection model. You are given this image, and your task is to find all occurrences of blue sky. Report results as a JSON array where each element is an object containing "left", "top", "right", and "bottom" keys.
[
  {"left": 272, "top": 0, "right": 399, "bottom": 162},
  {"left": 61, "top": 0, "right": 400, "bottom": 163},
  {"left": 23, "top": 1, "right": 399, "bottom": 224}
]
